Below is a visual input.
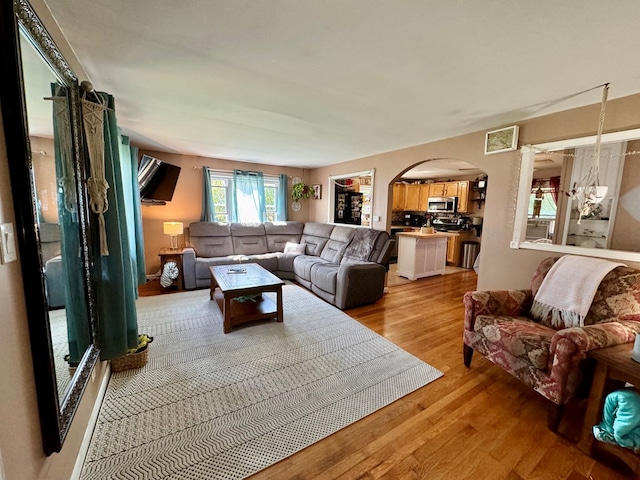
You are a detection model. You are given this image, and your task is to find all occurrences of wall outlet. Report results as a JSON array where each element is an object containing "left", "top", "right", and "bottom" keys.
[{"left": 0, "top": 223, "right": 17, "bottom": 264}]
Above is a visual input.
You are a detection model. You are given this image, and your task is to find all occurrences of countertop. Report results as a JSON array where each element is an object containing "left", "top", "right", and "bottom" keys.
[{"left": 396, "top": 231, "right": 457, "bottom": 238}]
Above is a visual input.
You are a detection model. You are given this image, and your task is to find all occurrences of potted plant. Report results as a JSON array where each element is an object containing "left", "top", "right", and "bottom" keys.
[{"left": 291, "top": 182, "right": 315, "bottom": 201}]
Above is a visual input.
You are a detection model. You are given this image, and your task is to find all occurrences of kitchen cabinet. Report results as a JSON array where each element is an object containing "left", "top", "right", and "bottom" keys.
[
  {"left": 392, "top": 184, "right": 405, "bottom": 211},
  {"left": 428, "top": 181, "right": 461, "bottom": 199},
  {"left": 418, "top": 184, "right": 431, "bottom": 210},
  {"left": 457, "top": 181, "right": 470, "bottom": 213},
  {"left": 429, "top": 182, "right": 446, "bottom": 197},
  {"left": 396, "top": 232, "right": 453, "bottom": 279},
  {"left": 446, "top": 231, "right": 478, "bottom": 266},
  {"left": 403, "top": 184, "right": 422, "bottom": 211}
]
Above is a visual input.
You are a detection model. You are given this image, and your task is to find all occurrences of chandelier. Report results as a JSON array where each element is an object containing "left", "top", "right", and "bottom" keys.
[{"left": 568, "top": 84, "right": 609, "bottom": 224}]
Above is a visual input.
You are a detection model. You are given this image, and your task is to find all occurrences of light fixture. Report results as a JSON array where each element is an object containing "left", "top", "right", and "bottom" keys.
[
  {"left": 163, "top": 221, "right": 183, "bottom": 250},
  {"left": 570, "top": 84, "right": 609, "bottom": 223}
]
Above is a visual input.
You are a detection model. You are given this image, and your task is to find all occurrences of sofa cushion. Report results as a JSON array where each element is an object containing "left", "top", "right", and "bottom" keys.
[
  {"left": 301, "top": 222, "right": 334, "bottom": 256},
  {"left": 310, "top": 262, "right": 339, "bottom": 295},
  {"left": 320, "top": 226, "right": 354, "bottom": 263},
  {"left": 195, "top": 255, "right": 245, "bottom": 280},
  {"left": 230, "top": 223, "right": 267, "bottom": 255},
  {"left": 284, "top": 242, "right": 306, "bottom": 254},
  {"left": 341, "top": 228, "right": 383, "bottom": 264},
  {"left": 474, "top": 315, "right": 554, "bottom": 370},
  {"left": 264, "top": 221, "right": 304, "bottom": 252},
  {"left": 189, "top": 222, "right": 233, "bottom": 257},
  {"left": 293, "top": 255, "right": 328, "bottom": 282}
]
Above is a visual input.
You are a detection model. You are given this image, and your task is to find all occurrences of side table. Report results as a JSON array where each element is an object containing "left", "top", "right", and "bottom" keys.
[
  {"left": 578, "top": 342, "right": 640, "bottom": 475},
  {"left": 158, "top": 248, "right": 184, "bottom": 291}
]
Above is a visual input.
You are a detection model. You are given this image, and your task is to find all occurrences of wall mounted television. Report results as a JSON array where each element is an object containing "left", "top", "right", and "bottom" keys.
[{"left": 138, "top": 154, "right": 181, "bottom": 205}]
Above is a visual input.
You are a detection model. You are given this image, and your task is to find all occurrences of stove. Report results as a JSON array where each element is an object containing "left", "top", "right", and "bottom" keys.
[{"left": 432, "top": 216, "right": 470, "bottom": 232}]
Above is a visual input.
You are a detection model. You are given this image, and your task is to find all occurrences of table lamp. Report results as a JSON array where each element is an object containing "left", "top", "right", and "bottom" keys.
[{"left": 163, "top": 221, "right": 183, "bottom": 250}]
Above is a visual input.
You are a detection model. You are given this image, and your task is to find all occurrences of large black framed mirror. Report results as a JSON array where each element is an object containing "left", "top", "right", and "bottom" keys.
[{"left": 0, "top": 0, "right": 99, "bottom": 454}]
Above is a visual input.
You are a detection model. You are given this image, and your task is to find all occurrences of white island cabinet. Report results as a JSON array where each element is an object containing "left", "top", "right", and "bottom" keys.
[{"left": 396, "top": 232, "right": 455, "bottom": 280}]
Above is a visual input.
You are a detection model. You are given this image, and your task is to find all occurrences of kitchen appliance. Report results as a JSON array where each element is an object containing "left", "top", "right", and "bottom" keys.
[
  {"left": 432, "top": 216, "right": 470, "bottom": 232},
  {"left": 404, "top": 213, "right": 424, "bottom": 227},
  {"left": 335, "top": 191, "right": 363, "bottom": 225},
  {"left": 427, "top": 196, "right": 457, "bottom": 214}
]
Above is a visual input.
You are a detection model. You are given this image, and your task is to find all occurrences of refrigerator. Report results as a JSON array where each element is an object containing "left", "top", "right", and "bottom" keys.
[{"left": 335, "top": 191, "right": 363, "bottom": 225}]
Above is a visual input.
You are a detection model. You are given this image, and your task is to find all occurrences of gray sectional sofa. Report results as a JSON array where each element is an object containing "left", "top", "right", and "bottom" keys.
[{"left": 182, "top": 221, "right": 394, "bottom": 309}]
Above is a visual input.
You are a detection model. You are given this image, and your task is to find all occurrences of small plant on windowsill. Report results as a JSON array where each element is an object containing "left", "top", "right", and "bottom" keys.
[{"left": 292, "top": 183, "right": 315, "bottom": 201}]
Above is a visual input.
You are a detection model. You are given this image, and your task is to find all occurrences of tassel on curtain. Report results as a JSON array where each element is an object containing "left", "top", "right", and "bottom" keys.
[
  {"left": 48, "top": 85, "right": 77, "bottom": 214},
  {"left": 81, "top": 82, "right": 110, "bottom": 255}
]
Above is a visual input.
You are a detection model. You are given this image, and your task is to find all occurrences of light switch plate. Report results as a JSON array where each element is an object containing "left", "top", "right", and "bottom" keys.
[{"left": 0, "top": 223, "right": 17, "bottom": 263}]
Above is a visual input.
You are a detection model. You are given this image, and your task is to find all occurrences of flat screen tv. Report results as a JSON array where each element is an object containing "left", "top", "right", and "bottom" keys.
[{"left": 138, "top": 154, "right": 181, "bottom": 205}]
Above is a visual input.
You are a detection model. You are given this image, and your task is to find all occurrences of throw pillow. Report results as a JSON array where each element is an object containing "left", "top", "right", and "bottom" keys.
[{"left": 284, "top": 242, "right": 306, "bottom": 254}]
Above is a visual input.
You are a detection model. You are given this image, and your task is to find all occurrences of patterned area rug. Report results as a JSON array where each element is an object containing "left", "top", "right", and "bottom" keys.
[{"left": 81, "top": 285, "right": 443, "bottom": 479}]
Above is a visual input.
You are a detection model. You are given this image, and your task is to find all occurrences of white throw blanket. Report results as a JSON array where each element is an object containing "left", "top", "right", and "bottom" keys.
[{"left": 530, "top": 255, "right": 624, "bottom": 328}]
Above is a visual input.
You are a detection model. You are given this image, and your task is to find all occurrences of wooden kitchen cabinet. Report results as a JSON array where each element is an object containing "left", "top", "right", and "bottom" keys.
[
  {"left": 429, "top": 182, "right": 446, "bottom": 197},
  {"left": 457, "top": 181, "right": 470, "bottom": 212},
  {"left": 419, "top": 184, "right": 431, "bottom": 210},
  {"left": 392, "top": 183, "right": 405, "bottom": 211},
  {"left": 446, "top": 231, "right": 477, "bottom": 266},
  {"left": 403, "top": 184, "right": 422, "bottom": 211},
  {"left": 428, "top": 181, "right": 460, "bottom": 199},
  {"left": 444, "top": 182, "right": 458, "bottom": 196}
]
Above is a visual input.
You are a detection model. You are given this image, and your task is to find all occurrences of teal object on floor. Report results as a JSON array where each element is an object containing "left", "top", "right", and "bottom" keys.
[{"left": 593, "top": 388, "right": 640, "bottom": 452}]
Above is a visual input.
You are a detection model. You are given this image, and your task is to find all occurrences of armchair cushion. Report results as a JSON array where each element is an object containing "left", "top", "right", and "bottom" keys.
[{"left": 473, "top": 315, "right": 554, "bottom": 370}]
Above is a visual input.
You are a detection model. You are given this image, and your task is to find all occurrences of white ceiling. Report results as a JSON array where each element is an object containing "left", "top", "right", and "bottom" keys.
[{"left": 41, "top": 0, "right": 640, "bottom": 173}]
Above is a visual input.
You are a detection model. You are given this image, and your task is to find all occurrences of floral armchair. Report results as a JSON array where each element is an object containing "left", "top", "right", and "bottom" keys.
[{"left": 463, "top": 257, "right": 640, "bottom": 431}]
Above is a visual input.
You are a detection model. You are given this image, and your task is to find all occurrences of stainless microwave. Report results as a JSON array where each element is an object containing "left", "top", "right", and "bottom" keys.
[{"left": 427, "top": 196, "right": 457, "bottom": 213}]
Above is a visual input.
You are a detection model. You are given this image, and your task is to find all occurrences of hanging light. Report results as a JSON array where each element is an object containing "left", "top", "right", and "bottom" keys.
[{"left": 570, "top": 83, "right": 609, "bottom": 223}]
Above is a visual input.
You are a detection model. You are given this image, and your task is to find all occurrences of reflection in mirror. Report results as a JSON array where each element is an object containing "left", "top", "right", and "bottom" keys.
[
  {"left": 513, "top": 129, "right": 640, "bottom": 262},
  {"left": 0, "top": 0, "right": 100, "bottom": 454},
  {"left": 20, "top": 28, "right": 92, "bottom": 404}
]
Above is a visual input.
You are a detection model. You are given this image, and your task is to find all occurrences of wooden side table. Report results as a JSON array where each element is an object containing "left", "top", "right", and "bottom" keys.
[
  {"left": 158, "top": 248, "right": 184, "bottom": 291},
  {"left": 578, "top": 342, "right": 640, "bottom": 475}
]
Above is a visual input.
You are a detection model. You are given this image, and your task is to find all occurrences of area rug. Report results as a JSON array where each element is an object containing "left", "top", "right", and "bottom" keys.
[{"left": 80, "top": 285, "right": 443, "bottom": 479}]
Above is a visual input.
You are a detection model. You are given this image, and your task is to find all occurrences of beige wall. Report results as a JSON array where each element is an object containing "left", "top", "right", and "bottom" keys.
[
  {"left": 306, "top": 93, "right": 640, "bottom": 290},
  {"left": 138, "top": 150, "right": 308, "bottom": 275}
]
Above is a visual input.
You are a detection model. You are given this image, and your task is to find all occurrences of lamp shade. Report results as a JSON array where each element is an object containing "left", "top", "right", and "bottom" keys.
[{"left": 163, "top": 222, "right": 183, "bottom": 236}]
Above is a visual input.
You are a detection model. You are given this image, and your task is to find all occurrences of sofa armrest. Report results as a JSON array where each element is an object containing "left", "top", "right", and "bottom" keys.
[
  {"left": 335, "top": 262, "right": 386, "bottom": 310},
  {"left": 182, "top": 247, "right": 197, "bottom": 290},
  {"left": 463, "top": 289, "right": 532, "bottom": 331}
]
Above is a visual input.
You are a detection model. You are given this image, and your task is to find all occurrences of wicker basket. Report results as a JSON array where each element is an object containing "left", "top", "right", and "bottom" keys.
[{"left": 111, "top": 347, "right": 148, "bottom": 372}]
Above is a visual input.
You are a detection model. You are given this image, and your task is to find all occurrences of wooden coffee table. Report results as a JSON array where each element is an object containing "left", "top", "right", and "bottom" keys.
[{"left": 209, "top": 263, "right": 284, "bottom": 333}]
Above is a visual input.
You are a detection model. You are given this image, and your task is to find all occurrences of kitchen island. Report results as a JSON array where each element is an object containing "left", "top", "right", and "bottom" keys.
[{"left": 396, "top": 231, "right": 457, "bottom": 280}]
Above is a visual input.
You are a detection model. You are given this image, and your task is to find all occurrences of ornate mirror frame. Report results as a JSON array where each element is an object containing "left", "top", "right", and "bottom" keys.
[
  {"left": 511, "top": 128, "right": 640, "bottom": 263},
  {"left": 0, "top": 0, "right": 99, "bottom": 454}
]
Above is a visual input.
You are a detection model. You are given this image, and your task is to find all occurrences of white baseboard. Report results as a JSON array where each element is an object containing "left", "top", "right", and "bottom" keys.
[{"left": 70, "top": 362, "right": 111, "bottom": 480}]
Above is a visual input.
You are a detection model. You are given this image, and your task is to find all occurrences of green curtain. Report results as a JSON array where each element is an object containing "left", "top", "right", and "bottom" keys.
[
  {"left": 201, "top": 166, "right": 215, "bottom": 221},
  {"left": 119, "top": 134, "right": 146, "bottom": 286},
  {"left": 277, "top": 173, "right": 288, "bottom": 221},
  {"left": 50, "top": 83, "right": 91, "bottom": 364},
  {"left": 89, "top": 92, "right": 139, "bottom": 359},
  {"left": 232, "top": 170, "right": 266, "bottom": 222}
]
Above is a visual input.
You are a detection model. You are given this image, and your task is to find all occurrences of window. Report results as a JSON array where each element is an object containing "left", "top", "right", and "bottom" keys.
[
  {"left": 527, "top": 186, "right": 557, "bottom": 219},
  {"left": 208, "top": 171, "right": 281, "bottom": 222}
]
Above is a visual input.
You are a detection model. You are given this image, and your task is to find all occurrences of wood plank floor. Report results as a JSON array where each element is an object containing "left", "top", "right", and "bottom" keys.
[{"left": 139, "top": 273, "right": 634, "bottom": 479}]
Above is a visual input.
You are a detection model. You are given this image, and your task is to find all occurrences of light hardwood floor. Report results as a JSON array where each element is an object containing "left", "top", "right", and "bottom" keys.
[{"left": 139, "top": 272, "right": 633, "bottom": 479}]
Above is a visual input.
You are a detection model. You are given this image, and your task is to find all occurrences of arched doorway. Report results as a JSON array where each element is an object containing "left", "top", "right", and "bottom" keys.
[{"left": 388, "top": 158, "right": 487, "bottom": 273}]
